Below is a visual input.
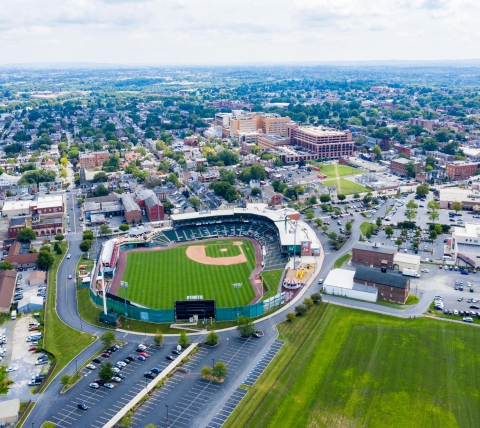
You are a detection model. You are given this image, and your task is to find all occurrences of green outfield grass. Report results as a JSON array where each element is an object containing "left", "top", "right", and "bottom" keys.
[
  {"left": 121, "top": 239, "right": 256, "bottom": 309},
  {"left": 205, "top": 242, "right": 241, "bottom": 258},
  {"left": 225, "top": 305, "right": 480, "bottom": 428},
  {"left": 322, "top": 178, "right": 369, "bottom": 195},
  {"left": 319, "top": 163, "right": 359, "bottom": 178}
]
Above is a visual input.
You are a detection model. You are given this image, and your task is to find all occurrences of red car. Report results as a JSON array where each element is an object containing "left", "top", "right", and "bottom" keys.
[
  {"left": 139, "top": 352, "right": 149, "bottom": 358},
  {"left": 439, "top": 265, "right": 443, "bottom": 269},
  {"left": 101, "top": 352, "right": 111, "bottom": 358},
  {"left": 28, "top": 346, "right": 37, "bottom": 352}
]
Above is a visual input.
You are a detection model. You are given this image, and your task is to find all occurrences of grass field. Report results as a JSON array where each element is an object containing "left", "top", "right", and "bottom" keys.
[
  {"left": 260, "top": 269, "right": 283, "bottom": 300},
  {"left": 319, "top": 164, "right": 359, "bottom": 178},
  {"left": 359, "top": 221, "right": 372, "bottom": 235},
  {"left": 122, "top": 239, "right": 256, "bottom": 309},
  {"left": 333, "top": 253, "right": 351, "bottom": 269},
  {"left": 322, "top": 178, "right": 369, "bottom": 195},
  {"left": 225, "top": 304, "right": 480, "bottom": 428}
]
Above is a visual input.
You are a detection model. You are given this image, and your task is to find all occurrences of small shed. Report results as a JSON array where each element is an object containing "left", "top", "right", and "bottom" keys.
[
  {"left": 17, "top": 295, "right": 44, "bottom": 313},
  {"left": 0, "top": 398, "right": 20, "bottom": 424},
  {"left": 29, "top": 271, "right": 47, "bottom": 286}
]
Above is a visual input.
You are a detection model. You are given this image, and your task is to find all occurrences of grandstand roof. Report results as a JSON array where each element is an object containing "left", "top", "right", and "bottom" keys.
[{"left": 171, "top": 203, "right": 320, "bottom": 248}]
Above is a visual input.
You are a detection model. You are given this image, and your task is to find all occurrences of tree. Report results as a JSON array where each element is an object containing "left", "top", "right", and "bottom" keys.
[
  {"left": 201, "top": 366, "right": 213, "bottom": 377},
  {"left": 328, "top": 231, "right": 338, "bottom": 241},
  {"left": 305, "top": 208, "right": 315, "bottom": 221},
  {"left": 416, "top": 183, "right": 430, "bottom": 198},
  {"left": 212, "top": 361, "right": 228, "bottom": 380},
  {"left": 395, "top": 238, "right": 402, "bottom": 246},
  {"left": 188, "top": 197, "right": 200, "bottom": 211},
  {"left": 434, "top": 223, "right": 443, "bottom": 234},
  {"left": 98, "top": 362, "right": 116, "bottom": 381},
  {"left": 376, "top": 217, "right": 382, "bottom": 227},
  {"left": 320, "top": 194, "right": 331, "bottom": 203},
  {"left": 79, "top": 240, "right": 92, "bottom": 254},
  {"left": 0, "top": 261, "right": 13, "bottom": 271},
  {"left": 119, "top": 224, "right": 130, "bottom": 232},
  {"left": 37, "top": 251, "right": 55, "bottom": 269},
  {"left": 405, "top": 209, "right": 416, "bottom": 221},
  {"left": 251, "top": 187, "right": 261, "bottom": 197},
  {"left": 100, "top": 331, "right": 116, "bottom": 347},
  {"left": 365, "top": 228, "right": 372, "bottom": 239},
  {"left": 93, "top": 172, "right": 109, "bottom": 183},
  {"left": 286, "top": 312, "right": 296, "bottom": 322},
  {"left": 372, "top": 145, "right": 382, "bottom": 161},
  {"left": 303, "top": 297, "right": 314, "bottom": 309},
  {"left": 92, "top": 184, "right": 109, "bottom": 197},
  {"left": 55, "top": 234, "right": 64, "bottom": 242},
  {"left": 83, "top": 230, "right": 94, "bottom": 240},
  {"left": 405, "top": 161, "right": 417, "bottom": 178},
  {"left": 178, "top": 330, "right": 189, "bottom": 348},
  {"left": 60, "top": 374, "right": 70, "bottom": 386},
  {"left": 153, "top": 330, "right": 163, "bottom": 346},
  {"left": 205, "top": 330, "right": 219, "bottom": 346},
  {"left": 311, "top": 292, "right": 322, "bottom": 303},
  {"left": 451, "top": 201, "right": 462, "bottom": 213},
  {"left": 429, "top": 230, "right": 438, "bottom": 240},
  {"left": 363, "top": 192, "right": 372, "bottom": 205},
  {"left": 427, "top": 200, "right": 440, "bottom": 212},
  {"left": 314, "top": 218, "right": 323, "bottom": 227},
  {"left": 295, "top": 304, "right": 308, "bottom": 316},
  {"left": 99, "top": 224, "right": 112, "bottom": 236},
  {"left": 353, "top": 193, "right": 360, "bottom": 199},
  {"left": 17, "top": 228, "right": 37, "bottom": 242},
  {"left": 345, "top": 221, "right": 352, "bottom": 231},
  {"left": 236, "top": 316, "right": 256, "bottom": 337},
  {"left": 428, "top": 210, "right": 439, "bottom": 223},
  {"left": 406, "top": 200, "right": 418, "bottom": 210},
  {"left": 385, "top": 226, "right": 394, "bottom": 237}
]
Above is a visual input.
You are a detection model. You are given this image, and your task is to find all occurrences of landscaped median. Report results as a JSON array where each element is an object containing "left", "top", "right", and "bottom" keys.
[{"left": 103, "top": 342, "right": 198, "bottom": 428}]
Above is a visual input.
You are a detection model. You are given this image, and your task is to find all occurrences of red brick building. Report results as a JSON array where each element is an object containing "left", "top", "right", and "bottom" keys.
[
  {"left": 445, "top": 162, "right": 479, "bottom": 181},
  {"left": 136, "top": 190, "right": 165, "bottom": 221},
  {"left": 121, "top": 195, "right": 142, "bottom": 224},
  {"left": 390, "top": 158, "right": 422, "bottom": 176},
  {"left": 270, "top": 194, "right": 283, "bottom": 205},
  {"left": 352, "top": 242, "right": 398, "bottom": 269},
  {"left": 354, "top": 266, "right": 410, "bottom": 304},
  {"left": 79, "top": 151, "right": 110, "bottom": 169}
]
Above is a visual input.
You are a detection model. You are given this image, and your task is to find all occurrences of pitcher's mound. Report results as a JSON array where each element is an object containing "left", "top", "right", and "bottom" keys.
[{"left": 186, "top": 245, "right": 247, "bottom": 265}]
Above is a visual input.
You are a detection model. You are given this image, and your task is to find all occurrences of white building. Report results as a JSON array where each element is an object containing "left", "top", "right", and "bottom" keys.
[
  {"left": 392, "top": 253, "right": 421, "bottom": 273},
  {"left": 323, "top": 269, "right": 378, "bottom": 302},
  {"left": 449, "top": 223, "right": 480, "bottom": 268}
]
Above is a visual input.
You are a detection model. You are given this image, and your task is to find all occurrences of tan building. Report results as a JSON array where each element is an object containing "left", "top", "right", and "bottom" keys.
[
  {"left": 229, "top": 112, "right": 258, "bottom": 138},
  {"left": 287, "top": 124, "right": 353, "bottom": 159},
  {"left": 258, "top": 113, "right": 291, "bottom": 137},
  {"left": 79, "top": 151, "right": 110, "bottom": 169},
  {"left": 257, "top": 134, "right": 291, "bottom": 150}
]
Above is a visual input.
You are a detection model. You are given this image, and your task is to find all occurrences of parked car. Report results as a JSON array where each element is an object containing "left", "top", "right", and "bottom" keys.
[
  {"left": 103, "top": 383, "right": 114, "bottom": 389},
  {"left": 77, "top": 403, "right": 88, "bottom": 411},
  {"left": 89, "top": 383, "right": 100, "bottom": 389},
  {"left": 165, "top": 355, "right": 175, "bottom": 361},
  {"left": 92, "top": 358, "right": 102, "bottom": 364},
  {"left": 86, "top": 364, "right": 96, "bottom": 370},
  {"left": 138, "top": 355, "right": 146, "bottom": 361},
  {"left": 139, "top": 352, "right": 149, "bottom": 358}
]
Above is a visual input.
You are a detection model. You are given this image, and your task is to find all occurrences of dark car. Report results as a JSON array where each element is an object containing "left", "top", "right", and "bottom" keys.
[
  {"left": 122, "top": 359, "right": 131, "bottom": 365},
  {"left": 470, "top": 288, "right": 474, "bottom": 293},
  {"left": 172, "top": 349, "right": 182, "bottom": 355},
  {"left": 470, "top": 305, "right": 480, "bottom": 309},
  {"left": 78, "top": 403, "right": 88, "bottom": 411},
  {"left": 143, "top": 372, "right": 155, "bottom": 379},
  {"left": 151, "top": 367, "right": 161, "bottom": 374},
  {"left": 459, "top": 287, "right": 464, "bottom": 291},
  {"left": 252, "top": 332, "right": 261, "bottom": 338},
  {"left": 34, "top": 374, "right": 46, "bottom": 379},
  {"left": 126, "top": 355, "right": 135, "bottom": 362},
  {"left": 459, "top": 310, "right": 464, "bottom": 316},
  {"left": 101, "top": 352, "right": 111, "bottom": 358},
  {"left": 166, "top": 355, "right": 175, "bottom": 361},
  {"left": 94, "top": 378, "right": 106, "bottom": 386},
  {"left": 116, "top": 372, "right": 125, "bottom": 379},
  {"left": 92, "top": 358, "right": 102, "bottom": 364}
]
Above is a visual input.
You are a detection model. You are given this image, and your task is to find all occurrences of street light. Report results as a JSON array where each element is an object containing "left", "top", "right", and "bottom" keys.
[
  {"left": 212, "top": 358, "right": 215, "bottom": 368},
  {"left": 75, "top": 359, "right": 78, "bottom": 373},
  {"left": 121, "top": 281, "right": 128, "bottom": 320},
  {"left": 166, "top": 405, "right": 169, "bottom": 424}
]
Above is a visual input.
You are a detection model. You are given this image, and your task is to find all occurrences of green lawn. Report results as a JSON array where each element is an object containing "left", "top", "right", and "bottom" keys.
[
  {"left": 333, "top": 253, "right": 351, "bottom": 269},
  {"left": 359, "top": 221, "right": 372, "bottom": 235},
  {"left": 260, "top": 269, "right": 283, "bottom": 300},
  {"left": 205, "top": 242, "right": 241, "bottom": 258},
  {"left": 322, "top": 178, "right": 369, "bottom": 195},
  {"left": 43, "top": 242, "right": 96, "bottom": 388},
  {"left": 318, "top": 163, "right": 359, "bottom": 178},
  {"left": 225, "top": 305, "right": 480, "bottom": 428},
  {"left": 122, "top": 239, "right": 256, "bottom": 309}
]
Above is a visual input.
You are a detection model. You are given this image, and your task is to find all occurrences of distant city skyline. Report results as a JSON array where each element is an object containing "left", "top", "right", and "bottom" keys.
[{"left": 1, "top": 0, "right": 479, "bottom": 65}]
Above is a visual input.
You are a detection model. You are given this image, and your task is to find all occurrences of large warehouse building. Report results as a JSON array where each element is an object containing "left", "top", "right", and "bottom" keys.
[{"left": 323, "top": 269, "right": 378, "bottom": 302}]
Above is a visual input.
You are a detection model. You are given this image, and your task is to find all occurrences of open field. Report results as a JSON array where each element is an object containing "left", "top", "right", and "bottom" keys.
[
  {"left": 225, "top": 304, "right": 480, "bottom": 428},
  {"left": 322, "top": 178, "right": 369, "bottom": 195},
  {"left": 121, "top": 239, "right": 256, "bottom": 309},
  {"left": 319, "top": 163, "right": 359, "bottom": 178},
  {"left": 260, "top": 269, "right": 283, "bottom": 300}
]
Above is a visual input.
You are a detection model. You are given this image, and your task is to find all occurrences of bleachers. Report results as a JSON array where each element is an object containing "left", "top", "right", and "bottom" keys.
[{"left": 162, "top": 230, "right": 178, "bottom": 243}]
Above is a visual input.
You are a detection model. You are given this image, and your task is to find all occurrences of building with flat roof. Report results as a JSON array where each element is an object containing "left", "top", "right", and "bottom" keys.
[
  {"left": 352, "top": 242, "right": 398, "bottom": 269},
  {"left": 438, "top": 187, "right": 480, "bottom": 209},
  {"left": 0, "top": 398, "right": 20, "bottom": 424},
  {"left": 354, "top": 266, "right": 410, "bottom": 304},
  {"left": 445, "top": 161, "right": 479, "bottom": 181},
  {"left": 287, "top": 124, "right": 353, "bottom": 159},
  {"left": 257, "top": 134, "right": 291, "bottom": 151},
  {"left": 79, "top": 151, "right": 110, "bottom": 169},
  {"left": 0, "top": 270, "right": 17, "bottom": 313},
  {"left": 323, "top": 269, "right": 378, "bottom": 302},
  {"left": 392, "top": 253, "right": 421, "bottom": 273},
  {"left": 2, "top": 199, "right": 31, "bottom": 216},
  {"left": 448, "top": 223, "right": 480, "bottom": 268},
  {"left": 390, "top": 158, "right": 422, "bottom": 176}
]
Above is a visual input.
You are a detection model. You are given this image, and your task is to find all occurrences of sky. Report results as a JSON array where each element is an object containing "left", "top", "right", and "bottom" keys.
[{"left": 0, "top": 0, "right": 479, "bottom": 65}]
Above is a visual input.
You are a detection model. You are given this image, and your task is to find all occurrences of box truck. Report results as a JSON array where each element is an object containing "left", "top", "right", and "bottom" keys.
[{"left": 402, "top": 269, "right": 419, "bottom": 278}]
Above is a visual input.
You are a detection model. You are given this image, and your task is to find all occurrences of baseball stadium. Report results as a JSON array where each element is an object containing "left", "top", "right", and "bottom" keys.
[{"left": 88, "top": 204, "right": 321, "bottom": 324}]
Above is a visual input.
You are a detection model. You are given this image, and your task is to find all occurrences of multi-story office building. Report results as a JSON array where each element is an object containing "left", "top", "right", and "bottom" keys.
[
  {"left": 287, "top": 124, "right": 353, "bottom": 159},
  {"left": 408, "top": 118, "right": 433, "bottom": 132},
  {"left": 258, "top": 113, "right": 291, "bottom": 136},
  {"left": 445, "top": 161, "right": 479, "bottom": 181},
  {"left": 79, "top": 151, "right": 110, "bottom": 169}
]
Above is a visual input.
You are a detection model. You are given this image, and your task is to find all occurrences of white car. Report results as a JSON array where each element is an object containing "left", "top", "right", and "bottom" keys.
[
  {"left": 112, "top": 367, "right": 120, "bottom": 373},
  {"left": 86, "top": 364, "right": 96, "bottom": 370},
  {"left": 137, "top": 344, "right": 147, "bottom": 351},
  {"left": 421, "top": 269, "right": 429, "bottom": 273},
  {"left": 116, "top": 361, "right": 127, "bottom": 367},
  {"left": 6, "top": 367, "right": 17, "bottom": 372},
  {"left": 67, "top": 254, "right": 71, "bottom": 259},
  {"left": 68, "top": 275, "right": 72, "bottom": 279},
  {"left": 318, "top": 279, "right": 324, "bottom": 284}
]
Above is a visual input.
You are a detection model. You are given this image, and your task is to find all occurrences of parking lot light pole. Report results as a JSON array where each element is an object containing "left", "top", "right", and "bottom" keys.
[
  {"left": 166, "top": 405, "right": 169, "bottom": 424},
  {"left": 75, "top": 359, "right": 78, "bottom": 373},
  {"left": 212, "top": 358, "right": 215, "bottom": 368}
]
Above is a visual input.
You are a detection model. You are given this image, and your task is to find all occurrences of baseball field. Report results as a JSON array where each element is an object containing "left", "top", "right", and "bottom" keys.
[
  {"left": 120, "top": 239, "right": 258, "bottom": 309},
  {"left": 225, "top": 304, "right": 480, "bottom": 428}
]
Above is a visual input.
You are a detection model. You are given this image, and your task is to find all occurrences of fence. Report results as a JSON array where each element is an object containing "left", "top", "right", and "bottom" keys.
[{"left": 89, "top": 289, "right": 285, "bottom": 323}]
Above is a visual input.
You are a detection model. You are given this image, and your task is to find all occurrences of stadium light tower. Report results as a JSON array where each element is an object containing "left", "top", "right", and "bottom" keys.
[
  {"left": 233, "top": 283, "right": 242, "bottom": 316},
  {"left": 121, "top": 281, "right": 128, "bottom": 319}
]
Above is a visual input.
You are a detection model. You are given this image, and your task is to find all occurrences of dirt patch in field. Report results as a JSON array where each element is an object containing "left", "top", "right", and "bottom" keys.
[
  {"left": 186, "top": 243, "right": 247, "bottom": 265},
  {"left": 220, "top": 248, "right": 228, "bottom": 252}
]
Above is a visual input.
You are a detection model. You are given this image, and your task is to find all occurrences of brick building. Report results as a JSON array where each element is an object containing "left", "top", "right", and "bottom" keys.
[
  {"left": 5, "top": 241, "right": 38, "bottom": 268},
  {"left": 136, "top": 190, "right": 164, "bottom": 221},
  {"left": 286, "top": 124, "right": 353, "bottom": 159},
  {"left": 79, "top": 151, "right": 110, "bottom": 169},
  {"left": 121, "top": 195, "right": 142, "bottom": 224},
  {"left": 352, "top": 242, "right": 398, "bottom": 269},
  {"left": 354, "top": 266, "right": 410, "bottom": 304},
  {"left": 390, "top": 158, "right": 422, "bottom": 176},
  {"left": 445, "top": 162, "right": 479, "bottom": 181}
]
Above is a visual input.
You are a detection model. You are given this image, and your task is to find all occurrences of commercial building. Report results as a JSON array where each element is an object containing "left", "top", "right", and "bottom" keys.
[
  {"left": 438, "top": 187, "right": 480, "bottom": 210},
  {"left": 29, "top": 271, "right": 47, "bottom": 286},
  {"left": 0, "top": 270, "right": 17, "bottom": 313},
  {"left": 136, "top": 189, "right": 164, "bottom": 221},
  {"left": 392, "top": 253, "right": 421, "bottom": 273},
  {"left": 0, "top": 398, "right": 20, "bottom": 425},
  {"left": 445, "top": 161, "right": 479, "bottom": 181},
  {"left": 390, "top": 158, "right": 422, "bottom": 176},
  {"left": 229, "top": 111, "right": 258, "bottom": 138},
  {"left": 79, "top": 151, "right": 110, "bottom": 169},
  {"left": 8, "top": 216, "right": 63, "bottom": 239},
  {"left": 257, "top": 134, "right": 291, "bottom": 151},
  {"left": 121, "top": 194, "right": 142, "bottom": 224},
  {"left": 448, "top": 223, "right": 480, "bottom": 268},
  {"left": 353, "top": 266, "right": 410, "bottom": 304},
  {"left": 408, "top": 118, "right": 433, "bottom": 132},
  {"left": 287, "top": 124, "right": 353, "bottom": 159},
  {"left": 5, "top": 241, "right": 38, "bottom": 268},
  {"left": 258, "top": 113, "right": 292, "bottom": 136},
  {"left": 323, "top": 269, "right": 378, "bottom": 302},
  {"left": 33, "top": 195, "right": 64, "bottom": 215},
  {"left": 352, "top": 242, "right": 398, "bottom": 269},
  {"left": 2, "top": 200, "right": 31, "bottom": 216}
]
